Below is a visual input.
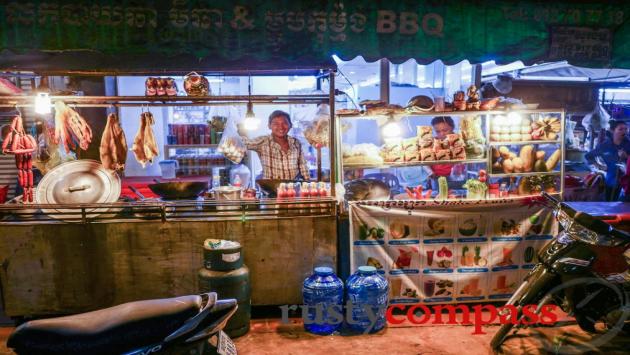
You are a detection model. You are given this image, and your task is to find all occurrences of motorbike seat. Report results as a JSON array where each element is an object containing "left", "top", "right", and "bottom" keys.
[{"left": 7, "top": 294, "right": 203, "bottom": 355}]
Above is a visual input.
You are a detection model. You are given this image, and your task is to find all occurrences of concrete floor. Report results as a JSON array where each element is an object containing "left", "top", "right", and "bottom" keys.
[{"left": 1, "top": 319, "right": 629, "bottom": 355}]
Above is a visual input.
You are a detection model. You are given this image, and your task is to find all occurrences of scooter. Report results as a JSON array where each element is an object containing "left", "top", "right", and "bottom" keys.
[
  {"left": 7, "top": 292, "right": 238, "bottom": 355},
  {"left": 491, "top": 192, "right": 630, "bottom": 349}
]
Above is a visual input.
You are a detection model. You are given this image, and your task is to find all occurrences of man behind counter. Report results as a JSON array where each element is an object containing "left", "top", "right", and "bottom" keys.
[{"left": 238, "top": 110, "right": 311, "bottom": 180}]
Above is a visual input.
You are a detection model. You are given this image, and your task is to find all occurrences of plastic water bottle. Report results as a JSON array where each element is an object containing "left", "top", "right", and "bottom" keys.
[
  {"left": 302, "top": 267, "right": 344, "bottom": 335},
  {"left": 346, "top": 266, "right": 389, "bottom": 333}
]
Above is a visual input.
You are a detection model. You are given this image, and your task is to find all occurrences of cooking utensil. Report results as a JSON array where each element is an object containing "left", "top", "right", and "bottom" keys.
[
  {"left": 148, "top": 179, "right": 208, "bottom": 200},
  {"left": 36, "top": 159, "right": 121, "bottom": 220},
  {"left": 128, "top": 185, "right": 146, "bottom": 201}
]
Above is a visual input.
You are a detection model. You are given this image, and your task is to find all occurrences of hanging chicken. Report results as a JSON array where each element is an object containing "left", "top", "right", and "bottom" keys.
[
  {"left": 99, "top": 113, "right": 128, "bottom": 171},
  {"left": 131, "top": 111, "right": 159, "bottom": 167},
  {"left": 2, "top": 115, "right": 36, "bottom": 202},
  {"left": 53, "top": 101, "right": 93, "bottom": 153}
]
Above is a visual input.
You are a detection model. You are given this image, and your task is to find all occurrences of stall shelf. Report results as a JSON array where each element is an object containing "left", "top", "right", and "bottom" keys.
[{"left": 337, "top": 109, "right": 566, "bottom": 200}]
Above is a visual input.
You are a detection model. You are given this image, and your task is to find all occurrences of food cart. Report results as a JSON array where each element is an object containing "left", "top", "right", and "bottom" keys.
[{"left": 337, "top": 102, "right": 566, "bottom": 303}]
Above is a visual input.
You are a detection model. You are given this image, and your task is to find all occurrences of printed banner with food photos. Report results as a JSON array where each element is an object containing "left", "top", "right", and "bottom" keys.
[{"left": 349, "top": 200, "right": 558, "bottom": 304}]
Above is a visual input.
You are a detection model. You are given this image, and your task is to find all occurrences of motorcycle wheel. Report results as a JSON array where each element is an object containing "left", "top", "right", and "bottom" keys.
[
  {"left": 491, "top": 309, "right": 521, "bottom": 349},
  {"left": 491, "top": 266, "right": 554, "bottom": 349}
]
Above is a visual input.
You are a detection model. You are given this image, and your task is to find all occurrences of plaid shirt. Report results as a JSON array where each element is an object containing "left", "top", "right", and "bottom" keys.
[{"left": 242, "top": 135, "right": 310, "bottom": 180}]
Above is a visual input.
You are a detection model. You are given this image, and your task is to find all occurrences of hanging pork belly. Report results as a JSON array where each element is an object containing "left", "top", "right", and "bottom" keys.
[
  {"left": 53, "top": 101, "right": 93, "bottom": 153},
  {"left": 131, "top": 111, "right": 159, "bottom": 167},
  {"left": 99, "top": 113, "right": 128, "bottom": 171}
]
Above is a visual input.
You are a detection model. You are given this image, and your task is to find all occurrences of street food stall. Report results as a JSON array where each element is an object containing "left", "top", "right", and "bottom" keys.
[
  {"left": 0, "top": 82, "right": 339, "bottom": 317},
  {"left": 2, "top": 0, "right": 630, "bottom": 320}
]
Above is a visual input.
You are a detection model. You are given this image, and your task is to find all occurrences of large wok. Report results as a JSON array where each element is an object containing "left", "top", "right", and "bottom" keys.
[{"left": 148, "top": 180, "right": 208, "bottom": 200}]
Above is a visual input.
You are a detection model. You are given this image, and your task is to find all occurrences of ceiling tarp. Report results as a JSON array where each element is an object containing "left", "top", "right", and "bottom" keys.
[{"left": 1, "top": 0, "right": 629, "bottom": 73}]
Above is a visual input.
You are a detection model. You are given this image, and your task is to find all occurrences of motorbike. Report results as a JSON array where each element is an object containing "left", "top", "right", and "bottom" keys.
[
  {"left": 491, "top": 192, "right": 630, "bottom": 349},
  {"left": 7, "top": 292, "right": 238, "bottom": 355}
]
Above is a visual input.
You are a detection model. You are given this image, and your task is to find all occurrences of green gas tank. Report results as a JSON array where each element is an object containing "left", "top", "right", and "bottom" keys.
[{"left": 198, "top": 265, "right": 251, "bottom": 338}]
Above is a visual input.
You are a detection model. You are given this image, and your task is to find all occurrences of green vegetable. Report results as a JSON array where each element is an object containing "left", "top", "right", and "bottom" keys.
[
  {"left": 438, "top": 177, "right": 449, "bottom": 200},
  {"left": 462, "top": 245, "right": 469, "bottom": 257},
  {"left": 359, "top": 224, "right": 368, "bottom": 240},
  {"left": 376, "top": 227, "right": 385, "bottom": 239},
  {"left": 463, "top": 178, "right": 488, "bottom": 199}
]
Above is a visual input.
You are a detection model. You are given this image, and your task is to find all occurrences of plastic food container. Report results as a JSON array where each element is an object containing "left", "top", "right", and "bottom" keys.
[{"left": 159, "top": 160, "right": 179, "bottom": 179}]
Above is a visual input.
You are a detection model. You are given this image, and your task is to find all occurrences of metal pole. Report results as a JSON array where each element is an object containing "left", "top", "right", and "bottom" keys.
[
  {"left": 380, "top": 59, "right": 390, "bottom": 104},
  {"left": 329, "top": 70, "right": 337, "bottom": 196}
]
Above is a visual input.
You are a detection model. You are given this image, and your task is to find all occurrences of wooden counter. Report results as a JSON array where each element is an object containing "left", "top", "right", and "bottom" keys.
[{"left": 0, "top": 210, "right": 336, "bottom": 318}]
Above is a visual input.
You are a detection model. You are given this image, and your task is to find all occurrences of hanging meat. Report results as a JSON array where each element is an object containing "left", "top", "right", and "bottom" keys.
[
  {"left": 131, "top": 111, "right": 159, "bottom": 167},
  {"left": 99, "top": 113, "right": 128, "bottom": 171},
  {"left": 2, "top": 115, "right": 37, "bottom": 202},
  {"left": 53, "top": 101, "right": 93, "bottom": 153}
]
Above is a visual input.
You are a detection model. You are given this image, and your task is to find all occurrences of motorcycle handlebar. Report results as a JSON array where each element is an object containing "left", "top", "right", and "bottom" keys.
[{"left": 542, "top": 192, "right": 630, "bottom": 243}]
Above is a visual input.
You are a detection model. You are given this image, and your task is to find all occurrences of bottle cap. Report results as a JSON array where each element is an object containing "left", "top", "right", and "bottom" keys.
[
  {"left": 358, "top": 266, "right": 377, "bottom": 274},
  {"left": 314, "top": 267, "right": 333, "bottom": 275}
]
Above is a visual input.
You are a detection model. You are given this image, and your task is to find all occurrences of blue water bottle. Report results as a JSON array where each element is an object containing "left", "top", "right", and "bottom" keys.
[
  {"left": 302, "top": 267, "right": 344, "bottom": 335},
  {"left": 346, "top": 266, "right": 389, "bottom": 333}
]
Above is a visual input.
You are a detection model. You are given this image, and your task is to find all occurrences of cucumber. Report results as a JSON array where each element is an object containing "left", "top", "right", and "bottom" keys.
[{"left": 438, "top": 176, "right": 449, "bottom": 200}]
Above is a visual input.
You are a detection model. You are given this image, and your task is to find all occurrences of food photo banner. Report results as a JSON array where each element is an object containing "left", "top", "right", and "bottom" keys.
[
  {"left": 349, "top": 200, "right": 559, "bottom": 304},
  {"left": 1, "top": 0, "right": 630, "bottom": 69}
]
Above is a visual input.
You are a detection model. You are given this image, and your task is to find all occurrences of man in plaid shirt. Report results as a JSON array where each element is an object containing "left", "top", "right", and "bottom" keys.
[{"left": 240, "top": 110, "right": 311, "bottom": 180}]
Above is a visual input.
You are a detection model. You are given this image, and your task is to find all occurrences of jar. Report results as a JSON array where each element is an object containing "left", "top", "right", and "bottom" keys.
[
  {"left": 302, "top": 267, "right": 344, "bottom": 335},
  {"left": 345, "top": 266, "right": 388, "bottom": 333}
]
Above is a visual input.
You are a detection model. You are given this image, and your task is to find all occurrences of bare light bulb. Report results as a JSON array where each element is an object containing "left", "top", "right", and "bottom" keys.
[
  {"left": 35, "top": 93, "right": 51, "bottom": 114},
  {"left": 243, "top": 101, "right": 260, "bottom": 131},
  {"left": 382, "top": 120, "right": 402, "bottom": 138}
]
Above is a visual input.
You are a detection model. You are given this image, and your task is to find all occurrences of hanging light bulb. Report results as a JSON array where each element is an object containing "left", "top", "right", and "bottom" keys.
[
  {"left": 243, "top": 75, "right": 260, "bottom": 130},
  {"left": 34, "top": 76, "right": 51, "bottom": 115},
  {"left": 35, "top": 92, "right": 51, "bottom": 114},
  {"left": 243, "top": 101, "right": 260, "bottom": 130},
  {"left": 382, "top": 119, "right": 402, "bottom": 138}
]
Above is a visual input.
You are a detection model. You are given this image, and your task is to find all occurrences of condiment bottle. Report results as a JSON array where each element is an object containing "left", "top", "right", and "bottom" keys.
[
  {"left": 286, "top": 183, "right": 296, "bottom": 198},
  {"left": 318, "top": 182, "right": 328, "bottom": 197},
  {"left": 309, "top": 182, "right": 319, "bottom": 197},
  {"left": 233, "top": 174, "right": 241, "bottom": 187},
  {"left": 300, "top": 182, "right": 310, "bottom": 198},
  {"left": 277, "top": 183, "right": 287, "bottom": 198}
]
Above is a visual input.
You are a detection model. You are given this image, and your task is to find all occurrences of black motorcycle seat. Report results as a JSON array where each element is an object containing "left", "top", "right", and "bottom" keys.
[{"left": 7, "top": 294, "right": 203, "bottom": 355}]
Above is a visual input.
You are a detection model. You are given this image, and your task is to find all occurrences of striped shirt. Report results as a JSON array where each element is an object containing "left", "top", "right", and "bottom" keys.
[{"left": 242, "top": 135, "right": 310, "bottom": 180}]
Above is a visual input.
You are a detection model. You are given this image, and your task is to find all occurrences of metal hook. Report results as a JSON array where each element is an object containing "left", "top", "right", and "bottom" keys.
[{"left": 14, "top": 104, "right": 22, "bottom": 117}]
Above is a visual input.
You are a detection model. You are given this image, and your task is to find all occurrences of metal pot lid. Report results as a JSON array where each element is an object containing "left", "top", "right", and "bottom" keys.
[{"left": 36, "top": 160, "right": 121, "bottom": 219}]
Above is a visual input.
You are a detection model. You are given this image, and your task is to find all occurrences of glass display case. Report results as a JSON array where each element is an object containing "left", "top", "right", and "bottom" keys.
[{"left": 338, "top": 109, "right": 565, "bottom": 200}]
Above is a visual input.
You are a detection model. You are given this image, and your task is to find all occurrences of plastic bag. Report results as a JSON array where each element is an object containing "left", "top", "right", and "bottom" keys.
[{"left": 218, "top": 118, "right": 246, "bottom": 164}]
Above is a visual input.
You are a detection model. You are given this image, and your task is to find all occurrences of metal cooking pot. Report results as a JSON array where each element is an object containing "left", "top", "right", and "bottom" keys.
[
  {"left": 213, "top": 186, "right": 242, "bottom": 211},
  {"left": 148, "top": 180, "right": 208, "bottom": 200},
  {"left": 36, "top": 160, "right": 121, "bottom": 220}
]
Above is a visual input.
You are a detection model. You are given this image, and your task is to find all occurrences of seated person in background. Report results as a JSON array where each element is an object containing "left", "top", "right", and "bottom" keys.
[{"left": 585, "top": 119, "right": 630, "bottom": 201}]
